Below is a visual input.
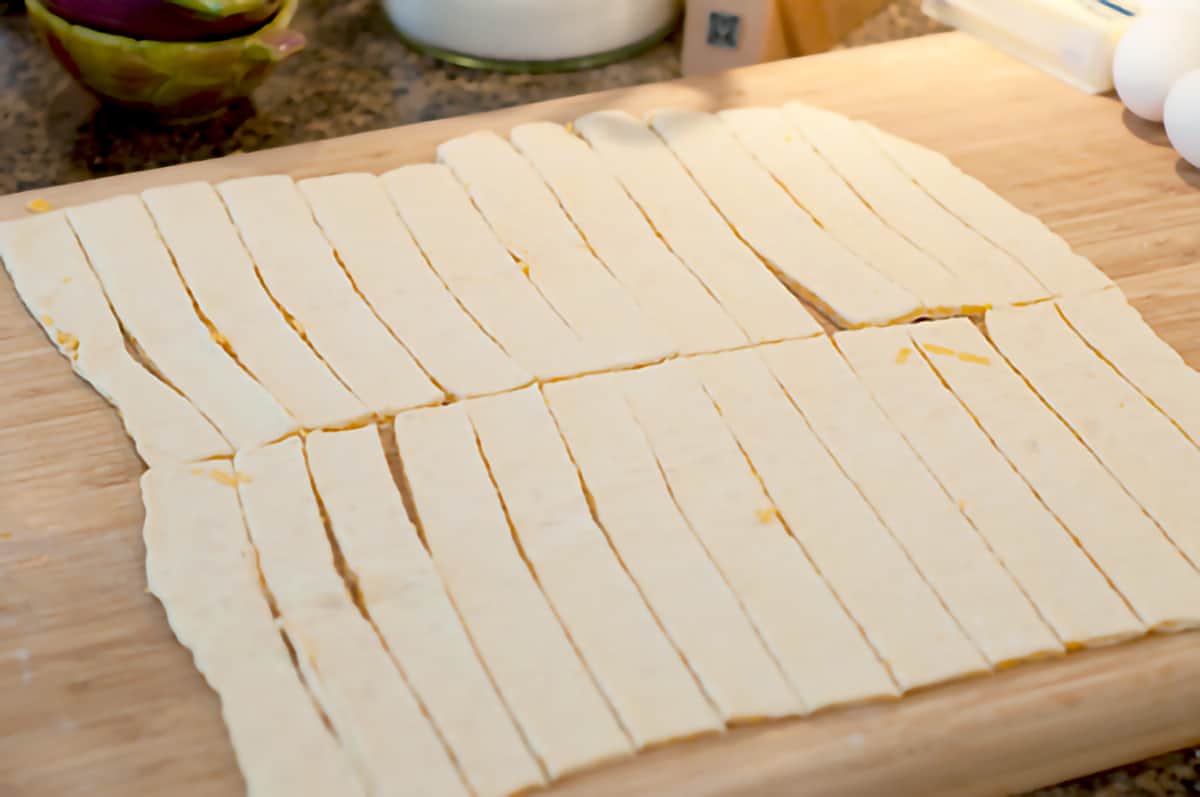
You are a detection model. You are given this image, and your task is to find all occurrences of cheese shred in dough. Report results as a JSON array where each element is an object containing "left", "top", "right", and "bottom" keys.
[
  {"left": 763, "top": 335, "right": 1060, "bottom": 666},
  {"left": 837, "top": 324, "right": 1152, "bottom": 644},
  {"left": 915, "top": 318, "right": 1190, "bottom": 633}
]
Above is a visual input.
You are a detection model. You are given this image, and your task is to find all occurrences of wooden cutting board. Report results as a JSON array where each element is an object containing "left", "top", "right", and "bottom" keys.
[{"left": 2, "top": 32, "right": 1199, "bottom": 797}]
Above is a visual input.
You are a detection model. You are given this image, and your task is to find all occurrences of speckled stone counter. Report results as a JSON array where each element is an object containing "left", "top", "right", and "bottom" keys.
[{"left": 0, "top": 0, "right": 1197, "bottom": 792}]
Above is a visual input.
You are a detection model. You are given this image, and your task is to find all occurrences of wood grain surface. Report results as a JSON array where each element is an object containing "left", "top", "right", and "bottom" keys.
[{"left": 2, "top": 32, "right": 1199, "bottom": 797}]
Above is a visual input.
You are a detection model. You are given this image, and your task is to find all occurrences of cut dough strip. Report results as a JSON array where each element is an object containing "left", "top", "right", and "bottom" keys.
[
  {"left": 393, "top": 404, "right": 632, "bottom": 778},
  {"left": 438, "top": 131, "right": 675, "bottom": 371},
  {"left": 384, "top": 164, "right": 604, "bottom": 381},
  {"left": 762, "top": 334, "right": 1059, "bottom": 667},
  {"left": 914, "top": 317, "right": 1187, "bottom": 633},
  {"left": 782, "top": 103, "right": 1049, "bottom": 308},
  {"left": 141, "top": 463, "right": 364, "bottom": 797},
  {"left": 573, "top": 110, "right": 822, "bottom": 344},
  {"left": 306, "top": 427, "right": 544, "bottom": 797},
  {"left": 865, "top": 123, "right": 1113, "bottom": 297},
  {"left": 142, "top": 182, "right": 369, "bottom": 430},
  {"left": 0, "top": 213, "right": 229, "bottom": 465},
  {"left": 720, "top": 107, "right": 965, "bottom": 314},
  {"left": 511, "top": 121, "right": 748, "bottom": 356},
  {"left": 66, "top": 195, "right": 296, "bottom": 449},
  {"left": 466, "top": 387, "right": 721, "bottom": 747},
  {"left": 986, "top": 303, "right": 1200, "bottom": 575},
  {"left": 543, "top": 376, "right": 798, "bottom": 724},
  {"left": 235, "top": 438, "right": 468, "bottom": 797},
  {"left": 618, "top": 361, "right": 882, "bottom": 709},
  {"left": 650, "top": 109, "right": 921, "bottom": 328},
  {"left": 707, "top": 346, "right": 988, "bottom": 690},
  {"left": 299, "top": 174, "right": 532, "bottom": 399},
  {"left": 218, "top": 176, "right": 444, "bottom": 416},
  {"left": 1057, "top": 289, "right": 1200, "bottom": 448},
  {"left": 837, "top": 324, "right": 1148, "bottom": 644}
]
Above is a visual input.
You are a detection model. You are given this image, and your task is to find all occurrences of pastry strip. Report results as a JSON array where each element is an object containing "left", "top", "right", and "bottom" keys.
[
  {"left": 394, "top": 405, "right": 632, "bottom": 778},
  {"left": 143, "top": 182, "right": 368, "bottom": 429},
  {"left": 573, "top": 110, "right": 822, "bottom": 343},
  {"left": 651, "top": 109, "right": 921, "bottom": 328},
  {"left": 544, "top": 375, "right": 799, "bottom": 724},
  {"left": 66, "top": 195, "right": 295, "bottom": 449},
  {"left": 306, "top": 427, "right": 545, "bottom": 797},
  {"left": 300, "top": 173, "right": 531, "bottom": 399},
  {"left": 235, "top": 438, "right": 467, "bottom": 797},
  {"left": 218, "top": 176, "right": 443, "bottom": 415},
  {"left": 142, "top": 462, "right": 364, "bottom": 797},
  {"left": 467, "top": 387, "right": 721, "bottom": 747},
  {"left": 0, "top": 212, "right": 228, "bottom": 464}
]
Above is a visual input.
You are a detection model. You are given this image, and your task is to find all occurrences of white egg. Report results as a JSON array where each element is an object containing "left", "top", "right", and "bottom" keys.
[
  {"left": 1165, "top": 68, "right": 1200, "bottom": 168},
  {"left": 1113, "top": 11, "right": 1200, "bottom": 122}
]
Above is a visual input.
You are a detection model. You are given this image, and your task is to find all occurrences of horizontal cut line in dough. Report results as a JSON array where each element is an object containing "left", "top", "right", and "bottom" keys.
[
  {"left": 0, "top": 212, "right": 229, "bottom": 464},
  {"left": 984, "top": 303, "right": 1200, "bottom": 578},
  {"left": 234, "top": 437, "right": 468, "bottom": 797},
  {"left": 913, "top": 317, "right": 1188, "bottom": 634},
  {"left": 543, "top": 374, "right": 803, "bottom": 725},
  {"left": 717, "top": 343, "right": 989, "bottom": 690},
  {"left": 650, "top": 108, "right": 922, "bottom": 329},
  {"left": 510, "top": 121, "right": 749, "bottom": 357},
  {"left": 218, "top": 175, "right": 445, "bottom": 416},
  {"left": 141, "top": 463, "right": 366, "bottom": 797},
  {"left": 393, "top": 404, "right": 632, "bottom": 779},
  {"left": 466, "top": 386, "right": 722, "bottom": 749},
  {"left": 66, "top": 194, "right": 296, "bottom": 450},
  {"left": 143, "top": 181, "right": 370, "bottom": 431},
  {"left": 572, "top": 110, "right": 824, "bottom": 344}
]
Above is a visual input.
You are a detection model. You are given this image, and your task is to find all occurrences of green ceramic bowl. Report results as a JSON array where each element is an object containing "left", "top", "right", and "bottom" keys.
[{"left": 27, "top": 0, "right": 305, "bottom": 120}]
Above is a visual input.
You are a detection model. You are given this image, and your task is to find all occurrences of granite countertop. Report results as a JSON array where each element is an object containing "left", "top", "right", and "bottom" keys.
[{"left": 0, "top": 0, "right": 1197, "bottom": 793}]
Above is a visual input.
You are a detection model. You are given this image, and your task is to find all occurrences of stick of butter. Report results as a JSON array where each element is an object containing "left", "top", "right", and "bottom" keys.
[{"left": 924, "top": 0, "right": 1138, "bottom": 94}]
